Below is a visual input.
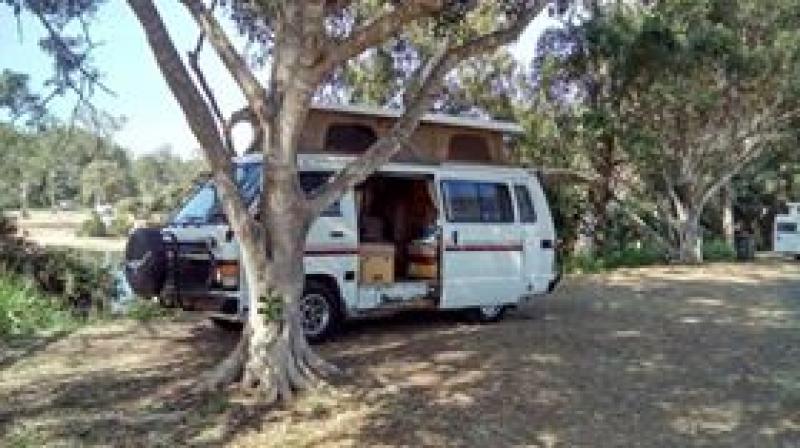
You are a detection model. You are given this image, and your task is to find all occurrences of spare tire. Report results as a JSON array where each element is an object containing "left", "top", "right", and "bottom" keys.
[{"left": 124, "top": 228, "right": 167, "bottom": 297}]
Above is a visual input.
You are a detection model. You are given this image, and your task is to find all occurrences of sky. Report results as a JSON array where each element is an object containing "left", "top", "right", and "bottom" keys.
[{"left": 0, "top": 2, "right": 559, "bottom": 158}]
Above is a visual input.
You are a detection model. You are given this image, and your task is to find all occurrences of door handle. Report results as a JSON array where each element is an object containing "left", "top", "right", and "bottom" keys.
[
  {"left": 329, "top": 230, "right": 345, "bottom": 239},
  {"left": 451, "top": 230, "right": 459, "bottom": 246}
]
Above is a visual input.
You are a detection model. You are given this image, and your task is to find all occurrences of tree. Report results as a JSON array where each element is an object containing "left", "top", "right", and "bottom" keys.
[
  {"left": 80, "top": 159, "right": 130, "bottom": 205},
  {"left": 531, "top": 0, "right": 800, "bottom": 263},
  {"left": 624, "top": 0, "right": 800, "bottom": 262},
  {"left": 125, "top": 0, "right": 547, "bottom": 402}
]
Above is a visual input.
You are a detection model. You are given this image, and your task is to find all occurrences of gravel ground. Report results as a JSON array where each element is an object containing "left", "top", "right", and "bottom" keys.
[{"left": 1, "top": 261, "right": 799, "bottom": 447}]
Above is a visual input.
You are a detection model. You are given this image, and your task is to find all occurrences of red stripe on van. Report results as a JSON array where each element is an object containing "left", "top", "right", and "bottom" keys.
[
  {"left": 445, "top": 243, "right": 523, "bottom": 252},
  {"left": 304, "top": 247, "right": 359, "bottom": 256}
]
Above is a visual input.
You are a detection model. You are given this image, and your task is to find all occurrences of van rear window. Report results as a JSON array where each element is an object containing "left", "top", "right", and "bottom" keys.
[
  {"left": 513, "top": 185, "right": 537, "bottom": 223},
  {"left": 777, "top": 222, "right": 797, "bottom": 233},
  {"left": 442, "top": 180, "right": 514, "bottom": 223}
]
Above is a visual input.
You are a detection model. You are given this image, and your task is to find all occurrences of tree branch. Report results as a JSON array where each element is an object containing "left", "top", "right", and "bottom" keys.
[
  {"left": 181, "top": 0, "right": 273, "bottom": 124},
  {"left": 127, "top": 0, "right": 259, "bottom": 246},
  {"left": 316, "top": 0, "right": 445, "bottom": 77},
  {"left": 186, "top": 4, "right": 235, "bottom": 158},
  {"left": 306, "top": 4, "right": 542, "bottom": 217}
]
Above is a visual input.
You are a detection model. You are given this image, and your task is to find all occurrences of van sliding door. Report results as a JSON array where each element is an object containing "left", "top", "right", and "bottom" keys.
[{"left": 438, "top": 178, "right": 525, "bottom": 308}]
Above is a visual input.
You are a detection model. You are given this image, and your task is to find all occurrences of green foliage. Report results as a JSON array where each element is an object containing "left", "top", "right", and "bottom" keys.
[
  {"left": 564, "top": 245, "right": 668, "bottom": 274},
  {"left": 77, "top": 213, "right": 108, "bottom": 237},
  {"left": 0, "top": 214, "right": 114, "bottom": 312},
  {"left": 80, "top": 159, "right": 131, "bottom": 205},
  {"left": 0, "top": 272, "right": 79, "bottom": 337},
  {"left": 703, "top": 238, "right": 736, "bottom": 262},
  {"left": 0, "top": 123, "right": 205, "bottom": 214},
  {"left": 127, "top": 299, "right": 174, "bottom": 322},
  {"left": 108, "top": 215, "right": 132, "bottom": 236},
  {"left": 257, "top": 289, "right": 284, "bottom": 322},
  {"left": 77, "top": 212, "right": 131, "bottom": 238}
]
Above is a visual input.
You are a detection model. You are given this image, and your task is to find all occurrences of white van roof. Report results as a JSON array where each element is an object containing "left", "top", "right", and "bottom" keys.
[{"left": 235, "top": 153, "right": 533, "bottom": 178}]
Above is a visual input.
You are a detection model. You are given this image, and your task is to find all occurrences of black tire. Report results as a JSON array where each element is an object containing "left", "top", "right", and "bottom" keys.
[
  {"left": 124, "top": 228, "right": 167, "bottom": 297},
  {"left": 210, "top": 316, "right": 244, "bottom": 332},
  {"left": 300, "top": 281, "right": 342, "bottom": 343},
  {"left": 467, "top": 305, "right": 508, "bottom": 323}
]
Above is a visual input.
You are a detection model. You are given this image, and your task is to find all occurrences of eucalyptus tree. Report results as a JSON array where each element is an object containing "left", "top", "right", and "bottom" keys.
[
  {"left": 625, "top": 0, "right": 800, "bottom": 262},
  {"left": 126, "top": 0, "right": 549, "bottom": 402}
]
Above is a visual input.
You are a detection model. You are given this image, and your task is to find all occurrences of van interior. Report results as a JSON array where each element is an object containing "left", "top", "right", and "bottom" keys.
[{"left": 355, "top": 174, "right": 440, "bottom": 284}]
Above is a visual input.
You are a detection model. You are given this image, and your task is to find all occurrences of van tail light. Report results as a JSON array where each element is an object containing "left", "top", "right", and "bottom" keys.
[{"left": 214, "top": 262, "right": 240, "bottom": 289}]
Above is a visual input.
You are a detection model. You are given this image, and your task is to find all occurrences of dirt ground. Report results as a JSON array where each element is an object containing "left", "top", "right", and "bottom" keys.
[{"left": 2, "top": 261, "right": 800, "bottom": 447}]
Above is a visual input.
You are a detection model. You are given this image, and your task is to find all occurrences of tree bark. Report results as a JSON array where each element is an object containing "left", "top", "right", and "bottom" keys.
[
  {"left": 721, "top": 181, "right": 735, "bottom": 246},
  {"left": 676, "top": 211, "right": 703, "bottom": 264}
]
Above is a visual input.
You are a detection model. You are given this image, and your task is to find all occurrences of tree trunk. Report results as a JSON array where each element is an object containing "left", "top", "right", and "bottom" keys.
[
  {"left": 676, "top": 212, "right": 703, "bottom": 263},
  {"left": 202, "top": 216, "right": 337, "bottom": 400},
  {"left": 20, "top": 180, "right": 29, "bottom": 218},
  {"left": 721, "top": 182, "right": 734, "bottom": 246}
]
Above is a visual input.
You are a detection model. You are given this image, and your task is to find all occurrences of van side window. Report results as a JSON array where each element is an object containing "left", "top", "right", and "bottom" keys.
[
  {"left": 442, "top": 180, "right": 514, "bottom": 223},
  {"left": 777, "top": 222, "right": 797, "bottom": 233},
  {"left": 514, "top": 185, "right": 537, "bottom": 223},
  {"left": 299, "top": 172, "right": 341, "bottom": 217}
]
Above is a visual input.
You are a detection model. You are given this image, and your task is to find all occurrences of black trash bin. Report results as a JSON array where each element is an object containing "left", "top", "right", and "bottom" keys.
[{"left": 734, "top": 234, "right": 755, "bottom": 261}]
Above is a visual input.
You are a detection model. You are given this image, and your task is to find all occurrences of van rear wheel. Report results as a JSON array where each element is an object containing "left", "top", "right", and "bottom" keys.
[{"left": 469, "top": 305, "right": 507, "bottom": 323}]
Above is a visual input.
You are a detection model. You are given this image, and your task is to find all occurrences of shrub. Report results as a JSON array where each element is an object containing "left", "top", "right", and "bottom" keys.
[
  {"left": 703, "top": 238, "right": 736, "bottom": 262},
  {"left": 128, "top": 299, "right": 174, "bottom": 322},
  {"left": 77, "top": 213, "right": 107, "bottom": 237},
  {"left": 603, "top": 245, "right": 668, "bottom": 268},
  {"left": 108, "top": 215, "right": 132, "bottom": 236},
  {"left": 563, "top": 253, "right": 607, "bottom": 273},
  {"left": 563, "top": 244, "right": 668, "bottom": 273},
  {"left": 0, "top": 272, "right": 79, "bottom": 337}
]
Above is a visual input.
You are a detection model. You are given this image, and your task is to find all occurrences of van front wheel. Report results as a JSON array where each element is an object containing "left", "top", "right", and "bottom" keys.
[
  {"left": 469, "top": 305, "right": 507, "bottom": 323},
  {"left": 299, "top": 282, "right": 341, "bottom": 343}
]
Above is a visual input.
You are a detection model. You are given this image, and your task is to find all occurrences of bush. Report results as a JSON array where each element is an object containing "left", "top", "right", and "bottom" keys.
[
  {"left": 128, "top": 299, "right": 174, "bottom": 322},
  {"left": 1, "top": 214, "right": 115, "bottom": 314},
  {"left": 108, "top": 215, "right": 132, "bottom": 236},
  {"left": 0, "top": 272, "right": 79, "bottom": 337},
  {"left": 563, "top": 253, "right": 608, "bottom": 273},
  {"left": 77, "top": 213, "right": 107, "bottom": 237},
  {"left": 603, "top": 245, "right": 668, "bottom": 268},
  {"left": 564, "top": 244, "right": 668, "bottom": 273},
  {"left": 703, "top": 238, "right": 736, "bottom": 262}
]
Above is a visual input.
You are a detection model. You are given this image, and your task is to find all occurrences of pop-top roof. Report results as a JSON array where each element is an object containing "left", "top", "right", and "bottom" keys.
[{"left": 311, "top": 103, "right": 523, "bottom": 135}]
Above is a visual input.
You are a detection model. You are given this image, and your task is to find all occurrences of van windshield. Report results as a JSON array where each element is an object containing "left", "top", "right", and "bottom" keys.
[{"left": 171, "top": 162, "right": 261, "bottom": 225}]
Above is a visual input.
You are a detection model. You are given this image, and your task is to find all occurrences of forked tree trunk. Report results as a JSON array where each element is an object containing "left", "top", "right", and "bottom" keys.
[{"left": 203, "top": 211, "right": 337, "bottom": 400}]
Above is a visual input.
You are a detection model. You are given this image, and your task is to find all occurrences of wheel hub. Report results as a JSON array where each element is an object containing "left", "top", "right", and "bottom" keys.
[{"left": 300, "top": 293, "right": 331, "bottom": 337}]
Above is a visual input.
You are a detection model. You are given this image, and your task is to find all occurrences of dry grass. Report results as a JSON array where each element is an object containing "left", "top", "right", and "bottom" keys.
[
  {"left": 7, "top": 210, "right": 126, "bottom": 253},
  {"left": 2, "top": 261, "right": 800, "bottom": 446}
]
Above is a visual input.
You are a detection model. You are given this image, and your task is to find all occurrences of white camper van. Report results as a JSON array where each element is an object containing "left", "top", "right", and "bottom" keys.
[
  {"left": 774, "top": 202, "right": 800, "bottom": 258},
  {"left": 123, "top": 107, "right": 559, "bottom": 340}
]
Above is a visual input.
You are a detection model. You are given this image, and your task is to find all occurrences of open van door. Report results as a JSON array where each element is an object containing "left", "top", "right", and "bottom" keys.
[{"left": 438, "top": 177, "right": 526, "bottom": 308}]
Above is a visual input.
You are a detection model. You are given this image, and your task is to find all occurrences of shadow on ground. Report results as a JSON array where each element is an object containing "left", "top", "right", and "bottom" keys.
[{"left": 2, "top": 261, "right": 800, "bottom": 447}]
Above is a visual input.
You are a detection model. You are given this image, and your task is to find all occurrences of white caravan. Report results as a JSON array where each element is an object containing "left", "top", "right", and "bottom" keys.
[
  {"left": 774, "top": 202, "right": 800, "bottom": 258},
  {"left": 124, "top": 154, "right": 559, "bottom": 341}
]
